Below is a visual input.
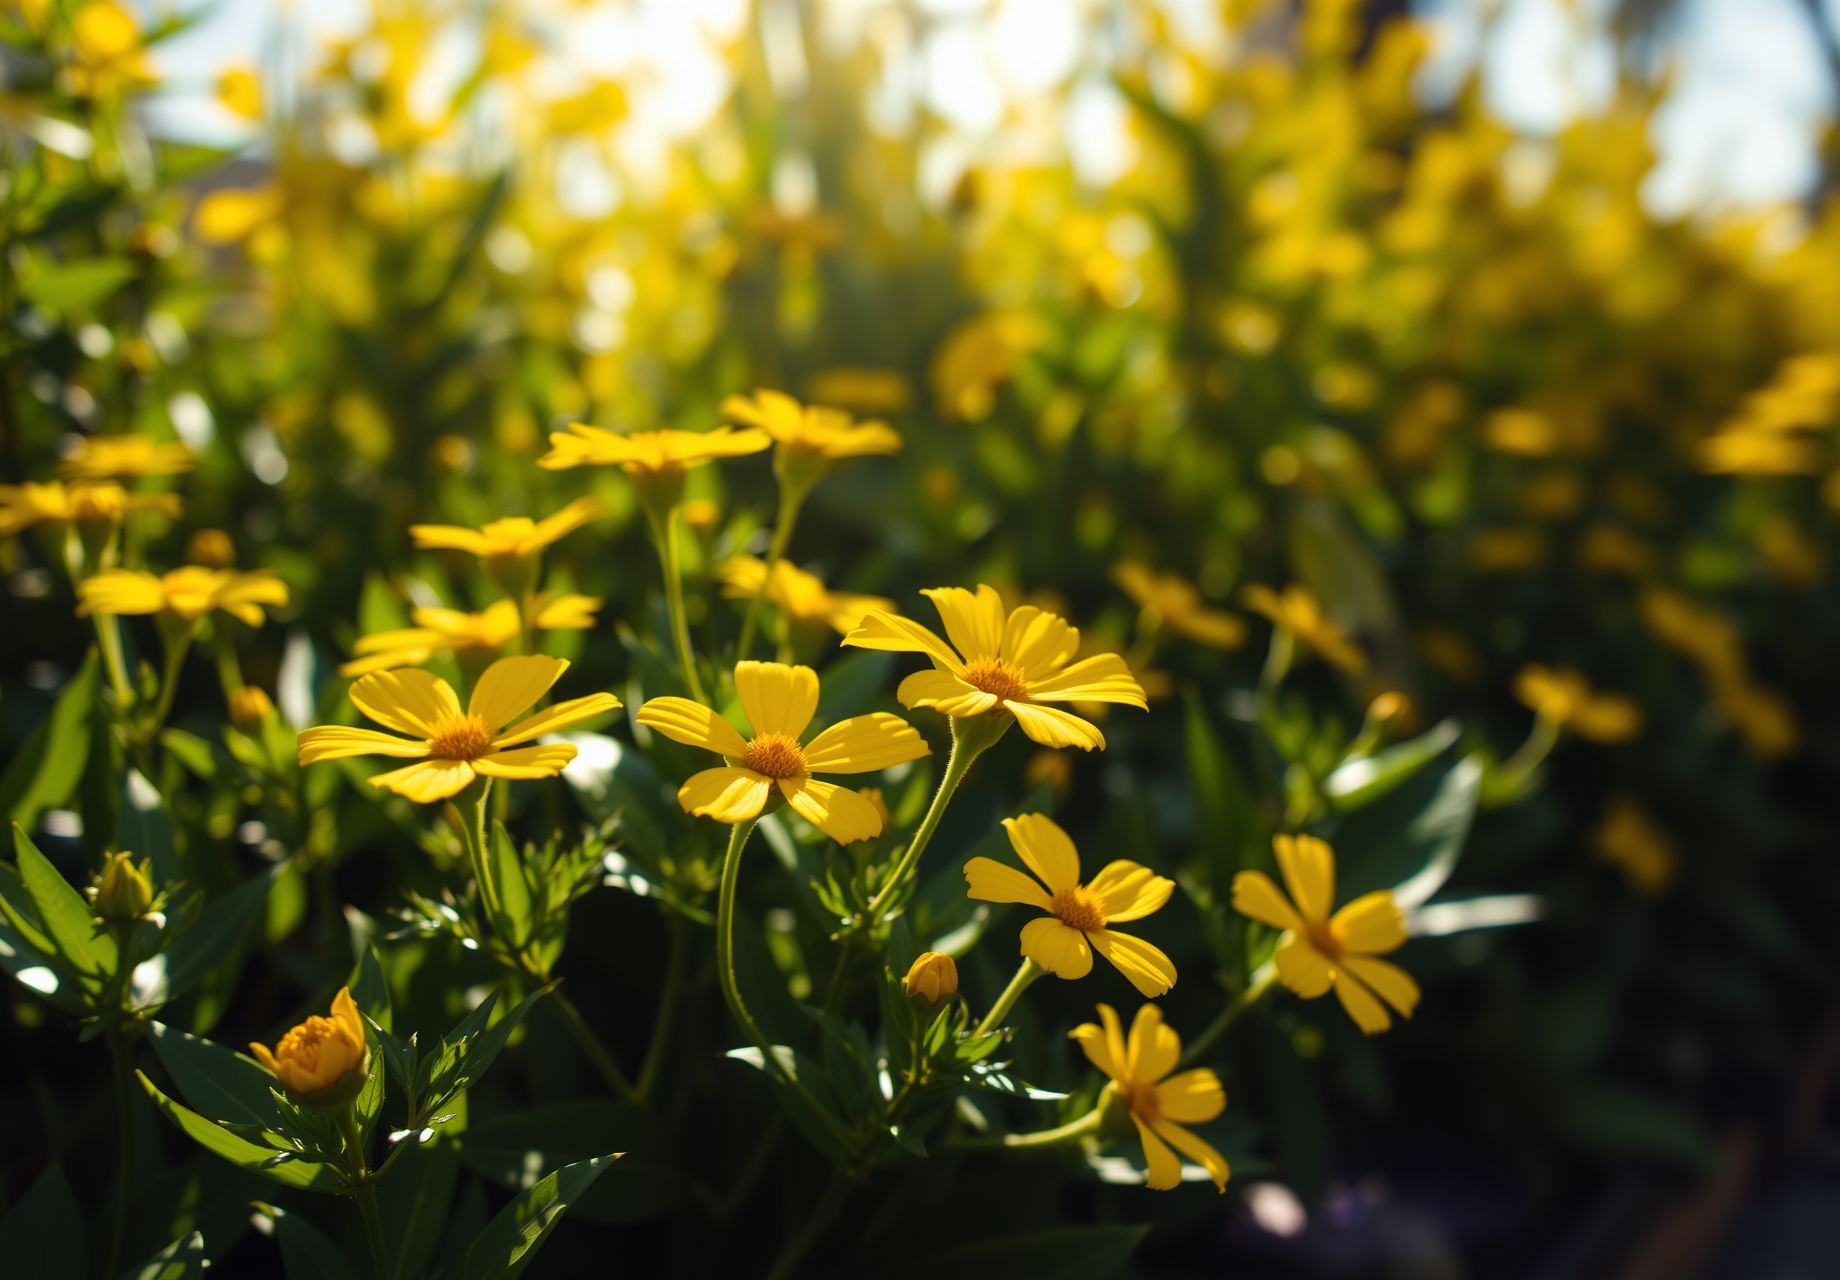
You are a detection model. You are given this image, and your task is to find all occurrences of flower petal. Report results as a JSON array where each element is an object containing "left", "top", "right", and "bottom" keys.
[
  {"left": 368, "top": 758, "right": 476, "bottom": 803},
  {"left": 678, "top": 767, "right": 774, "bottom": 823},
  {"left": 637, "top": 697, "right": 751, "bottom": 756},
  {"left": 1090, "top": 929, "right": 1179, "bottom": 998},
  {"left": 1124, "top": 1002, "right": 1180, "bottom": 1082},
  {"left": 297, "top": 726, "right": 428, "bottom": 765},
  {"left": 1330, "top": 968, "right": 1393, "bottom": 1034},
  {"left": 1018, "top": 916, "right": 1092, "bottom": 980},
  {"left": 802, "top": 712, "right": 931, "bottom": 773},
  {"left": 1069, "top": 1015, "right": 1121, "bottom": 1080},
  {"left": 492, "top": 693, "right": 622, "bottom": 748},
  {"left": 1230, "top": 871, "right": 1304, "bottom": 933},
  {"left": 1100, "top": 1003, "right": 1127, "bottom": 1075},
  {"left": 1000, "top": 606, "right": 1080, "bottom": 680},
  {"left": 469, "top": 654, "right": 568, "bottom": 732},
  {"left": 1330, "top": 890, "right": 1408, "bottom": 955},
  {"left": 842, "top": 609, "right": 966, "bottom": 675},
  {"left": 962, "top": 856, "right": 1052, "bottom": 910},
  {"left": 350, "top": 668, "right": 462, "bottom": 737},
  {"left": 1339, "top": 955, "right": 1420, "bottom": 1019},
  {"left": 1002, "top": 812, "right": 1082, "bottom": 895},
  {"left": 1154, "top": 1069, "right": 1226, "bottom": 1124},
  {"left": 922, "top": 585, "right": 1006, "bottom": 662},
  {"left": 1273, "top": 833, "right": 1335, "bottom": 923},
  {"left": 408, "top": 524, "right": 494, "bottom": 555},
  {"left": 1023, "top": 653, "right": 1148, "bottom": 708},
  {"left": 1273, "top": 935, "right": 1334, "bottom": 998},
  {"left": 1149, "top": 1117, "right": 1230, "bottom": 1192},
  {"left": 896, "top": 668, "right": 997, "bottom": 716},
  {"left": 473, "top": 743, "right": 578, "bottom": 779},
  {"left": 779, "top": 777, "right": 884, "bottom": 844},
  {"left": 1086, "top": 860, "right": 1175, "bottom": 923},
  {"left": 1006, "top": 701, "right": 1106, "bottom": 751},
  {"left": 529, "top": 496, "right": 606, "bottom": 549},
  {"left": 1132, "top": 1115, "right": 1183, "bottom": 1191},
  {"left": 735, "top": 661, "right": 819, "bottom": 739}
]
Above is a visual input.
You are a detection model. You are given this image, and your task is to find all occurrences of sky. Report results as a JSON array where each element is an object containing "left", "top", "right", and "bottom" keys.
[{"left": 139, "top": 0, "right": 1839, "bottom": 217}]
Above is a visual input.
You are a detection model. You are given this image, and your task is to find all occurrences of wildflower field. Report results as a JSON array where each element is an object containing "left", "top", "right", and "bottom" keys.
[{"left": 2, "top": 0, "right": 1839, "bottom": 1275}]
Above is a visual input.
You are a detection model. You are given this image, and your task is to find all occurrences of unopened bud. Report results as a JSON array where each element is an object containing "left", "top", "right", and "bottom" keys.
[
  {"left": 186, "top": 528, "right": 236, "bottom": 567},
  {"left": 903, "top": 951, "right": 958, "bottom": 1009},
  {"left": 228, "top": 684, "right": 274, "bottom": 729},
  {"left": 92, "top": 852, "right": 154, "bottom": 922}
]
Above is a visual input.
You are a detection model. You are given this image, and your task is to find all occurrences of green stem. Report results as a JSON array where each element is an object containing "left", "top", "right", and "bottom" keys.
[
  {"left": 106, "top": 1029, "right": 135, "bottom": 1280},
  {"left": 1178, "top": 962, "right": 1279, "bottom": 1066},
  {"left": 1000, "top": 1106, "right": 1102, "bottom": 1148},
  {"left": 646, "top": 504, "right": 708, "bottom": 704},
  {"left": 544, "top": 986, "right": 640, "bottom": 1104},
  {"left": 973, "top": 958, "right": 1044, "bottom": 1038},
  {"left": 635, "top": 911, "right": 690, "bottom": 1103},
  {"left": 858, "top": 713, "right": 1006, "bottom": 925},
  {"left": 764, "top": 1168, "right": 849, "bottom": 1280},
  {"left": 1487, "top": 711, "right": 1562, "bottom": 804},
  {"left": 141, "top": 622, "right": 196, "bottom": 741},
  {"left": 355, "top": 1183, "right": 389, "bottom": 1280},
  {"left": 94, "top": 614, "right": 134, "bottom": 709},
  {"left": 454, "top": 780, "right": 502, "bottom": 926},
  {"left": 736, "top": 483, "right": 807, "bottom": 664}
]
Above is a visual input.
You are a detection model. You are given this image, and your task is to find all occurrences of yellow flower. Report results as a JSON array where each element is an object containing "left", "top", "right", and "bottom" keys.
[
  {"left": 78, "top": 567, "right": 287, "bottom": 626},
  {"left": 193, "top": 187, "right": 284, "bottom": 245},
  {"left": 635, "top": 661, "right": 930, "bottom": 844},
  {"left": 1231, "top": 834, "right": 1420, "bottom": 1035},
  {"left": 217, "top": 66, "right": 263, "bottom": 119},
  {"left": 930, "top": 311, "right": 1042, "bottom": 421},
  {"left": 0, "top": 481, "right": 180, "bottom": 537},
  {"left": 528, "top": 591, "right": 602, "bottom": 631},
  {"left": 716, "top": 556, "right": 894, "bottom": 635},
  {"left": 296, "top": 655, "right": 619, "bottom": 803},
  {"left": 1070, "top": 1003, "right": 1230, "bottom": 1192},
  {"left": 719, "top": 388, "right": 903, "bottom": 460},
  {"left": 903, "top": 951, "right": 959, "bottom": 1007},
  {"left": 1593, "top": 796, "right": 1676, "bottom": 894},
  {"left": 58, "top": 435, "right": 192, "bottom": 481},
  {"left": 1242, "top": 584, "right": 1368, "bottom": 675},
  {"left": 227, "top": 685, "right": 275, "bottom": 729},
  {"left": 965, "top": 814, "right": 1177, "bottom": 997},
  {"left": 62, "top": 0, "right": 151, "bottom": 98},
  {"left": 409, "top": 497, "right": 605, "bottom": 564},
  {"left": 1112, "top": 561, "right": 1247, "bottom": 649},
  {"left": 250, "top": 987, "right": 370, "bottom": 1107},
  {"left": 185, "top": 528, "right": 236, "bottom": 567},
  {"left": 339, "top": 597, "right": 600, "bottom": 677},
  {"left": 536, "top": 425, "right": 770, "bottom": 478},
  {"left": 1512, "top": 664, "right": 1643, "bottom": 742},
  {"left": 91, "top": 852, "right": 154, "bottom": 922},
  {"left": 844, "top": 584, "right": 1146, "bottom": 751},
  {"left": 806, "top": 367, "right": 913, "bottom": 414}
]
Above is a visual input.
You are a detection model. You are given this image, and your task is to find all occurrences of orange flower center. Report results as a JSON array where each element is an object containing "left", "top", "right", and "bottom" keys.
[
  {"left": 1051, "top": 884, "right": 1106, "bottom": 933},
  {"left": 427, "top": 713, "right": 495, "bottom": 760},
  {"left": 743, "top": 732, "right": 807, "bottom": 779},
  {"left": 961, "top": 657, "right": 1029, "bottom": 703},
  {"left": 1305, "top": 919, "right": 1342, "bottom": 960},
  {"left": 1117, "top": 1080, "right": 1160, "bottom": 1122}
]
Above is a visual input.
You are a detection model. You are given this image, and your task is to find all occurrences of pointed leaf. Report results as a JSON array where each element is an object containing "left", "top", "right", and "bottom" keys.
[
  {"left": 488, "top": 823, "right": 533, "bottom": 948},
  {"left": 418, "top": 985, "right": 545, "bottom": 1115},
  {"left": 264, "top": 1205, "right": 361, "bottom": 1280},
  {"left": 377, "top": 1134, "right": 459, "bottom": 1280},
  {"left": 0, "top": 651, "right": 97, "bottom": 832},
  {"left": 0, "top": 1163, "right": 85, "bottom": 1280},
  {"left": 455, "top": 1101, "right": 678, "bottom": 1226},
  {"left": 123, "top": 1229, "right": 208, "bottom": 1280},
  {"left": 11, "top": 825, "right": 111, "bottom": 979},
  {"left": 138, "top": 1071, "right": 342, "bottom": 1191},
  {"left": 147, "top": 1021, "right": 286, "bottom": 1129},
  {"left": 1326, "top": 719, "right": 1463, "bottom": 810},
  {"left": 459, "top": 1156, "right": 616, "bottom": 1280},
  {"left": 151, "top": 865, "right": 282, "bottom": 1007},
  {"left": 347, "top": 941, "right": 392, "bottom": 1032},
  {"left": 115, "top": 770, "right": 179, "bottom": 886}
]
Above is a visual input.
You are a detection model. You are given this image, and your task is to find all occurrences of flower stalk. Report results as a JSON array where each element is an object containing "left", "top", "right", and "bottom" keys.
[
  {"left": 973, "top": 957, "right": 1044, "bottom": 1038},
  {"left": 1179, "top": 962, "right": 1278, "bottom": 1066},
  {"left": 642, "top": 496, "right": 709, "bottom": 704},
  {"left": 736, "top": 471, "right": 812, "bottom": 664}
]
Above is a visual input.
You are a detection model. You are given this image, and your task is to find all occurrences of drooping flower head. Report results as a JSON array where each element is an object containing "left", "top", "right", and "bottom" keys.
[
  {"left": 1071, "top": 1003, "right": 1230, "bottom": 1192},
  {"left": 844, "top": 584, "right": 1146, "bottom": 751},
  {"left": 1231, "top": 834, "right": 1420, "bottom": 1034},
  {"left": 250, "top": 987, "right": 370, "bottom": 1108},
  {"left": 297, "top": 655, "right": 619, "bottom": 803},
  {"left": 77, "top": 566, "right": 287, "bottom": 626},
  {"left": 1242, "top": 584, "right": 1368, "bottom": 675},
  {"left": 1512, "top": 664, "right": 1643, "bottom": 742},
  {"left": 636, "top": 661, "right": 930, "bottom": 844},
  {"left": 717, "top": 556, "right": 894, "bottom": 637},
  {"left": 1113, "top": 561, "right": 1246, "bottom": 650},
  {"left": 965, "top": 813, "right": 1176, "bottom": 997},
  {"left": 0, "top": 481, "right": 181, "bottom": 538},
  {"left": 409, "top": 497, "right": 605, "bottom": 598},
  {"left": 58, "top": 434, "right": 192, "bottom": 481},
  {"left": 338, "top": 595, "right": 601, "bottom": 677}
]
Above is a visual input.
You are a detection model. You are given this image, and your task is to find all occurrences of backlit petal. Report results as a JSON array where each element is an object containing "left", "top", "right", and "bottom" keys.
[
  {"left": 1273, "top": 833, "right": 1335, "bottom": 923},
  {"left": 1230, "top": 871, "right": 1304, "bottom": 933},
  {"left": 1273, "top": 935, "right": 1334, "bottom": 997},
  {"left": 529, "top": 496, "right": 606, "bottom": 548},
  {"left": 492, "top": 693, "right": 621, "bottom": 748},
  {"left": 409, "top": 524, "right": 494, "bottom": 555},
  {"left": 1154, "top": 1069, "right": 1226, "bottom": 1124},
  {"left": 1124, "top": 1002, "right": 1180, "bottom": 1082},
  {"left": 1331, "top": 968, "right": 1393, "bottom": 1034},
  {"left": 780, "top": 776, "right": 884, "bottom": 844},
  {"left": 1339, "top": 955, "right": 1420, "bottom": 1019},
  {"left": 1018, "top": 917, "right": 1092, "bottom": 980},
  {"left": 841, "top": 608, "right": 965, "bottom": 674},
  {"left": 368, "top": 758, "right": 476, "bottom": 803},
  {"left": 678, "top": 767, "right": 773, "bottom": 824},
  {"left": 896, "top": 668, "right": 997, "bottom": 716},
  {"left": 469, "top": 654, "right": 568, "bottom": 732},
  {"left": 1133, "top": 1115, "right": 1183, "bottom": 1191},
  {"left": 1023, "top": 653, "right": 1148, "bottom": 708},
  {"left": 1090, "top": 930, "right": 1179, "bottom": 998},
  {"left": 735, "top": 661, "right": 819, "bottom": 739},
  {"left": 1002, "top": 812, "right": 1081, "bottom": 895},
  {"left": 350, "top": 668, "right": 462, "bottom": 737},
  {"left": 473, "top": 743, "right": 578, "bottom": 779},
  {"left": 922, "top": 585, "right": 1006, "bottom": 662},
  {"left": 1006, "top": 701, "right": 1106, "bottom": 751},
  {"left": 802, "top": 712, "right": 931, "bottom": 773},
  {"left": 1330, "top": 891, "right": 1408, "bottom": 955},
  {"left": 1000, "top": 606, "right": 1080, "bottom": 680},
  {"left": 1086, "top": 860, "right": 1174, "bottom": 922},
  {"left": 296, "top": 726, "right": 428, "bottom": 765},
  {"left": 1099, "top": 1003, "right": 1127, "bottom": 1075},
  {"left": 1150, "top": 1118, "right": 1230, "bottom": 1192},
  {"left": 962, "top": 856, "right": 1052, "bottom": 910},
  {"left": 636, "top": 697, "right": 751, "bottom": 756},
  {"left": 1069, "top": 1017, "right": 1121, "bottom": 1080}
]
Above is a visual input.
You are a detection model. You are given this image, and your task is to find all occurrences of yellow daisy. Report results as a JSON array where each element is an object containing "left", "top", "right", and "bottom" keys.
[
  {"left": 1513, "top": 664, "right": 1643, "bottom": 742},
  {"left": 1071, "top": 1003, "right": 1230, "bottom": 1191},
  {"left": 535, "top": 425, "right": 770, "bottom": 478},
  {"left": 58, "top": 435, "right": 193, "bottom": 481},
  {"left": 1112, "top": 561, "right": 1246, "bottom": 650},
  {"left": 77, "top": 566, "right": 287, "bottom": 626},
  {"left": 409, "top": 497, "right": 605, "bottom": 564},
  {"left": 636, "top": 660, "right": 930, "bottom": 844},
  {"left": 719, "top": 388, "right": 903, "bottom": 460},
  {"left": 965, "top": 813, "right": 1177, "bottom": 997},
  {"left": 296, "top": 654, "right": 619, "bottom": 803},
  {"left": 1231, "top": 834, "right": 1420, "bottom": 1035},
  {"left": 0, "top": 481, "right": 181, "bottom": 537},
  {"left": 716, "top": 555, "right": 894, "bottom": 636},
  {"left": 338, "top": 595, "right": 601, "bottom": 677},
  {"left": 1242, "top": 584, "right": 1368, "bottom": 675},
  {"left": 844, "top": 584, "right": 1146, "bottom": 751}
]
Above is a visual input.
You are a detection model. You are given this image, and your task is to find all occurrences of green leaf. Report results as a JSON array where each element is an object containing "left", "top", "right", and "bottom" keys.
[
  {"left": 0, "top": 651, "right": 97, "bottom": 832},
  {"left": 725, "top": 1045, "right": 848, "bottom": 1160},
  {"left": 159, "top": 729, "right": 219, "bottom": 781},
  {"left": 138, "top": 1070, "right": 343, "bottom": 1191},
  {"left": 417, "top": 985, "right": 545, "bottom": 1115},
  {"left": 123, "top": 1230, "right": 208, "bottom": 1280},
  {"left": 147, "top": 1021, "right": 286, "bottom": 1129},
  {"left": 347, "top": 942, "right": 392, "bottom": 1033},
  {"left": 115, "top": 771, "right": 180, "bottom": 886},
  {"left": 1326, "top": 755, "right": 1481, "bottom": 908},
  {"left": 488, "top": 823, "right": 533, "bottom": 948},
  {"left": 11, "top": 824, "right": 111, "bottom": 981},
  {"left": 1325, "top": 718, "right": 1462, "bottom": 811},
  {"left": 264, "top": 1205, "right": 360, "bottom": 1280},
  {"left": 0, "top": 1163, "right": 85, "bottom": 1280},
  {"left": 376, "top": 1134, "right": 459, "bottom": 1279},
  {"left": 151, "top": 865, "right": 281, "bottom": 1007},
  {"left": 1184, "top": 693, "right": 1263, "bottom": 883},
  {"left": 20, "top": 256, "right": 138, "bottom": 310},
  {"left": 459, "top": 1156, "right": 616, "bottom": 1280},
  {"left": 893, "top": 1226, "right": 1150, "bottom": 1280},
  {"left": 457, "top": 1101, "right": 678, "bottom": 1225},
  {"left": 0, "top": 911, "right": 83, "bottom": 1013}
]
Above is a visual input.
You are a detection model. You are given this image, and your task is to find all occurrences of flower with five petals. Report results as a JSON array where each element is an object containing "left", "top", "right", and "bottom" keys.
[{"left": 1072, "top": 1003, "right": 1230, "bottom": 1191}]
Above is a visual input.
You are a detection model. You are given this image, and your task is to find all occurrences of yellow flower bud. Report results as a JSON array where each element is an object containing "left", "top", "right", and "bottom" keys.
[
  {"left": 186, "top": 528, "right": 236, "bottom": 567},
  {"left": 228, "top": 684, "right": 275, "bottom": 729},
  {"left": 92, "top": 852, "right": 154, "bottom": 922},
  {"left": 682, "top": 498, "right": 721, "bottom": 532},
  {"left": 903, "top": 951, "right": 958, "bottom": 1008},
  {"left": 250, "top": 987, "right": 371, "bottom": 1109}
]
